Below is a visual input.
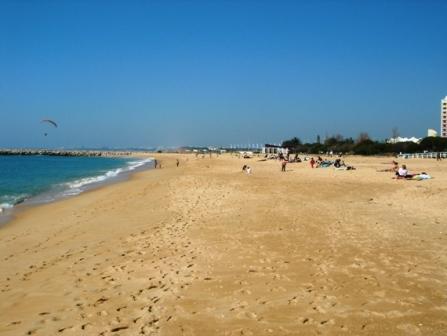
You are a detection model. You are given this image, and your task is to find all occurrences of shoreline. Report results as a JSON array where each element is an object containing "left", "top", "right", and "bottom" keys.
[
  {"left": 0, "top": 154, "right": 155, "bottom": 226},
  {"left": 0, "top": 154, "right": 446, "bottom": 335},
  {"left": 0, "top": 152, "right": 175, "bottom": 230}
]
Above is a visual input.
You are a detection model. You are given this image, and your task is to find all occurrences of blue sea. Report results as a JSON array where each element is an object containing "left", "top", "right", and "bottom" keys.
[{"left": 0, "top": 155, "right": 153, "bottom": 216}]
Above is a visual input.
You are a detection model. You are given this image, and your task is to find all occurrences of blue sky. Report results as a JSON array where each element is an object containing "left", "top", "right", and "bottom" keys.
[{"left": 1, "top": 0, "right": 446, "bottom": 148}]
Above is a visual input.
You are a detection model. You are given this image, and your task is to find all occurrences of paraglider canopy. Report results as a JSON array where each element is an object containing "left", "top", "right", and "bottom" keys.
[
  {"left": 41, "top": 119, "right": 58, "bottom": 137},
  {"left": 41, "top": 119, "right": 58, "bottom": 128}
]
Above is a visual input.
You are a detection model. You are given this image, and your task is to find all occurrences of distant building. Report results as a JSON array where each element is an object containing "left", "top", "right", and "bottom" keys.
[
  {"left": 262, "top": 144, "right": 288, "bottom": 155},
  {"left": 442, "top": 96, "right": 447, "bottom": 137},
  {"left": 427, "top": 129, "right": 438, "bottom": 137},
  {"left": 387, "top": 136, "right": 421, "bottom": 144}
]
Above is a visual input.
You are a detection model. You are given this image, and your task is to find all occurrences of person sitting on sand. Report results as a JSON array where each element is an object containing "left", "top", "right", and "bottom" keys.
[
  {"left": 395, "top": 164, "right": 414, "bottom": 179},
  {"left": 315, "top": 156, "right": 325, "bottom": 167},
  {"left": 242, "top": 165, "right": 251, "bottom": 174}
]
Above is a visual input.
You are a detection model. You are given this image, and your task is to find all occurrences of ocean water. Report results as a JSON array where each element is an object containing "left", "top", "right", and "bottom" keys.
[{"left": 0, "top": 155, "right": 153, "bottom": 214}]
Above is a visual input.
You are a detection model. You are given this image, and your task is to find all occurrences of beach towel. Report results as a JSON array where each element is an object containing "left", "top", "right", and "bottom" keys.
[{"left": 412, "top": 173, "right": 431, "bottom": 180}]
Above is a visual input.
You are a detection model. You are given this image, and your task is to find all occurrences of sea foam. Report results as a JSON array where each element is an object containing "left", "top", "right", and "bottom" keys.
[
  {"left": 0, "top": 157, "right": 153, "bottom": 215},
  {"left": 63, "top": 158, "right": 153, "bottom": 196}
]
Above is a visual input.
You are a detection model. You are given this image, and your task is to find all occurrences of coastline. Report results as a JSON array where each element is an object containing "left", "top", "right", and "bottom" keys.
[
  {"left": 1, "top": 154, "right": 446, "bottom": 335},
  {"left": 0, "top": 154, "right": 154, "bottom": 226}
]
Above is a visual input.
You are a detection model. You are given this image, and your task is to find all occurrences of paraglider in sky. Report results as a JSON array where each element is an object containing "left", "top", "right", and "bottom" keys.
[
  {"left": 41, "top": 119, "right": 58, "bottom": 136},
  {"left": 41, "top": 119, "right": 58, "bottom": 128}
]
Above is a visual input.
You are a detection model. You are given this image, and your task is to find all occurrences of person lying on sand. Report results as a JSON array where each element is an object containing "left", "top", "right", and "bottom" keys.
[
  {"left": 317, "top": 160, "right": 333, "bottom": 168},
  {"left": 334, "top": 159, "right": 356, "bottom": 170},
  {"left": 412, "top": 172, "right": 431, "bottom": 180},
  {"left": 377, "top": 161, "right": 399, "bottom": 172},
  {"left": 395, "top": 171, "right": 432, "bottom": 181}
]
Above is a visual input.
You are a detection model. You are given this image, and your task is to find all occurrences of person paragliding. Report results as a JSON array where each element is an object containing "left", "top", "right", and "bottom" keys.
[{"left": 41, "top": 119, "right": 58, "bottom": 136}]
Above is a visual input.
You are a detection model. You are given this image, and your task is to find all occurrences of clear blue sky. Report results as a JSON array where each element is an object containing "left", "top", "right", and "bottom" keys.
[{"left": 1, "top": 0, "right": 446, "bottom": 148}]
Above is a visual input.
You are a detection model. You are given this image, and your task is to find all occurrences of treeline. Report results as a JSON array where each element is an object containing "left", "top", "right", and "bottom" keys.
[{"left": 282, "top": 135, "right": 447, "bottom": 155}]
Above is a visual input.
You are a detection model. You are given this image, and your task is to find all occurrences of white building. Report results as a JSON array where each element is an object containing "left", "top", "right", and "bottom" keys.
[
  {"left": 262, "top": 144, "right": 288, "bottom": 155},
  {"left": 427, "top": 129, "right": 438, "bottom": 137},
  {"left": 387, "top": 136, "right": 421, "bottom": 144},
  {"left": 442, "top": 96, "right": 447, "bottom": 137}
]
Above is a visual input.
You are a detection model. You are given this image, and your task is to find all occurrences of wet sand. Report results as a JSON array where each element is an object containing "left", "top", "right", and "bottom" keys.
[{"left": 1, "top": 154, "right": 446, "bottom": 335}]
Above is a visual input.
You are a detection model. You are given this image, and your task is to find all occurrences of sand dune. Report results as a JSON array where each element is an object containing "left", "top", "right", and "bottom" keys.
[{"left": 1, "top": 154, "right": 446, "bottom": 335}]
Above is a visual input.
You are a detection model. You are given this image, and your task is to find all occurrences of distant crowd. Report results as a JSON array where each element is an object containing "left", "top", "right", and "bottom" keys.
[
  {"left": 276, "top": 152, "right": 356, "bottom": 172},
  {"left": 237, "top": 152, "right": 435, "bottom": 181}
]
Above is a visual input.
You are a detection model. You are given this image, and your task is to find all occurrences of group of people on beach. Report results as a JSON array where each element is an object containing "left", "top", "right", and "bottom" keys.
[
  {"left": 307, "top": 156, "right": 355, "bottom": 170},
  {"left": 240, "top": 153, "right": 435, "bottom": 180},
  {"left": 395, "top": 164, "right": 431, "bottom": 180},
  {"left": 378, "top": 160, "right": 432, "bottom": 180},
  {"left": 276, "top": 154, "right": 356, "bottom": 172}
]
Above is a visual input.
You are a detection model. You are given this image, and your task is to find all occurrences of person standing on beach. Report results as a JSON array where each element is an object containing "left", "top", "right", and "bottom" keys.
[
  {"left": 281, "top": 159, "right": 287, "bottom": 172},
  {"left": 310, "top": 157, "right": 315, "bottom": 168},
  {"left": 154, "top": 159, "right": 158, "bottom": 168},
  {"left": 176, "top": 159, "right": 180, "bottom": 167},
  {"left": 437, "top": 152, "right": 442, "bottom": 161}
]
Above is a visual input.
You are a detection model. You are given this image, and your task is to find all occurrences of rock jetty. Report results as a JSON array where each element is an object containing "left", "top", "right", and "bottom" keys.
[{"left": 0, "top": 149, "right": 134, "bottom": 157}]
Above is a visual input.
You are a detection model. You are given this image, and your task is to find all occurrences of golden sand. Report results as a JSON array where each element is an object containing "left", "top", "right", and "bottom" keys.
[{"left": 0, "top": 154, "right": 446, "bottom": 335}]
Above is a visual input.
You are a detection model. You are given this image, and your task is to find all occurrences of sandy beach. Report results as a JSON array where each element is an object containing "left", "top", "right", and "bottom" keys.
[{"left": 1, "top": 154, "right": 446, "bottom": 336}]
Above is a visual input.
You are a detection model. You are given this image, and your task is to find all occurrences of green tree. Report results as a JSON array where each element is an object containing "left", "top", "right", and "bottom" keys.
[
  {"left": 282, "top": 137, "right": 301, "bottom": 148},
  {"left": 419, "top": 137, "right": 447, "bottom": 152}
]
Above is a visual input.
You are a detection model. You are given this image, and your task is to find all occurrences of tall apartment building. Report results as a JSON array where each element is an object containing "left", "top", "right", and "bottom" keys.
[{"left": 442, "top": 96, "right": 447, "bottom": 137}]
